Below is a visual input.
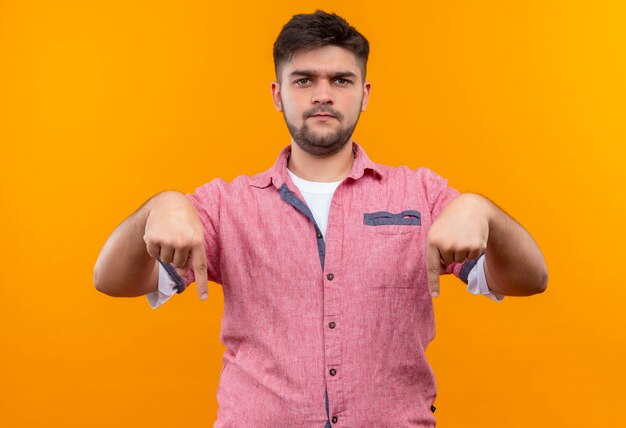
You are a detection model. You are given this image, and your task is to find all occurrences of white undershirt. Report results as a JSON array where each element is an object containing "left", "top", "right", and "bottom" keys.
[
  {"left": 147, "top": 171, "right": 503, "bottom": 308},
  {"left": 287, "top": 169, "right": 342, "bottom": 241}
]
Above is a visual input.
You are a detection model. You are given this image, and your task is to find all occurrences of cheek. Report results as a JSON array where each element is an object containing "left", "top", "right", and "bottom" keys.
[
  {"left": 281, "top": 104, "right": 304, "bottom": 127},
  {"left": 281, "top": 94, "right": 306, "bottom": 118},
  {"left": 344, "top": 95, "right": 364, "bottom": 120}
]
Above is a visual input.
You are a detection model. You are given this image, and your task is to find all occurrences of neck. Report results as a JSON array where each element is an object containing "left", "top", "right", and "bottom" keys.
[{"left": 287, "top": 140, "right": 355, "bottom": 182}]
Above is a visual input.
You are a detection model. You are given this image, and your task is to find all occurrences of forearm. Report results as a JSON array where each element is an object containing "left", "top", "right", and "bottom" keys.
[
  {"left": 94, "top": 194, "right": 166, "bottom": 297},
  {"left": 482, "top": 197, "right": 548, "bottom": 296}
]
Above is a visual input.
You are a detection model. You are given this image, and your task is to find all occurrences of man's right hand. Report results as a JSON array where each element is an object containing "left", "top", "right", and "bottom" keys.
[
  {"left": 94, "top": 190, "right": 209, "bottom": 300},
  {"left": 143, "top": 191, "right": 209, "bottom": 300}
]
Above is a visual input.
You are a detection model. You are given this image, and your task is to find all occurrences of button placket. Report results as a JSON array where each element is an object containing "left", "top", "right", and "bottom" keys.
[
  {"left": 322, "top": 184, "right": 347, "bottom": 419},
  {"left": 278, "top": 183, "right": 343, "bottom": 420}
]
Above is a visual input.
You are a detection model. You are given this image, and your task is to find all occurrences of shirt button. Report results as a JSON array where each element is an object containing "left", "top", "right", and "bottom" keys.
[
  {"left": 328, "top": 321, "right": 336, "bottom": 329},
  {"left": 326, "top": 273, "right": 334, "bottom": 281},
  {"left": 316, "top": 231, "right": 323, "bottom": 239},
  {"left": 329, "top": 368, "right": 337, "bottom": 376},
  {"left": 332, "top": 416, "right": 338, "bottom": 424}
]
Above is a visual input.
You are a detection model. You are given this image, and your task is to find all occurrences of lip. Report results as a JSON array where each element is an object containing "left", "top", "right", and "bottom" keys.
[{"left": 310, "top": 114, "right": 335, "bottom": 119}]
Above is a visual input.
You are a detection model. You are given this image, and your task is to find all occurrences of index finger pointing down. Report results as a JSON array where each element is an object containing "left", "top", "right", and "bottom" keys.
[
  {"left": 192, "top": 244, "right": 209, "bottom": 300},
  {"left": 426, "top": 241, "right": 442, "bottom": 298}
]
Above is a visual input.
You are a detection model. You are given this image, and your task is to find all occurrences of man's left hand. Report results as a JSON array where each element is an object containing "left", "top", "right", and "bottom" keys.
[{"left": 426, "top": 193, "right": 493, "bottom": 298}]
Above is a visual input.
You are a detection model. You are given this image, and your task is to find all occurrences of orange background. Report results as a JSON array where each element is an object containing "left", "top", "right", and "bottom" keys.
[{"left": 1, "top": 1, "right": 625, "bottom": 426}]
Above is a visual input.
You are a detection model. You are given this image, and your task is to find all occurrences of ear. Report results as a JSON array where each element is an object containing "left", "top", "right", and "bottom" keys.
[
  {"left": 271, "top": 81, "right": 282, "bottom": 112},
  {"left": 361, "top": 81, "right": 371, "bottom": 112}
]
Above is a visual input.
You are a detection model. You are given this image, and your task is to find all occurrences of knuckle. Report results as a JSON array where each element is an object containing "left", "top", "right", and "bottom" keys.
[
  {"left": 143, "top": 234, "right": 157, "bottom": 246},
  {"left": 457, "top": 243, "right": 470, "bottom": 252},
  {"left": 156, "top": 238, "right": 172, "bottom": 248},
  {"left": 426, "top": 232, "right": 439, "bottom": 245},
  {"left": 191, "top": 238, "right": 204, "bottom": 248},
  {"left": 469, "top": 240, "right": 483, "bottom": 250},
  {"left": 438, "top": 244, "right": 453, "bottom": 255},
  {"left": 172, "top": 237, "right": 187, "bottom": 249}
]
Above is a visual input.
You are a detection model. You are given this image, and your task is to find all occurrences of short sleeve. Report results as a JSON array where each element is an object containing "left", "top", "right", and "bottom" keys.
[{"left": 421, "top": 167, "right": 461, "bottom": 221}]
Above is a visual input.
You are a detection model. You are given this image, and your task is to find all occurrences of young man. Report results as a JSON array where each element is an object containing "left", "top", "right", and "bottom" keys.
[{"left": 94, "top": 10, "right": 547, "bottom": 427}]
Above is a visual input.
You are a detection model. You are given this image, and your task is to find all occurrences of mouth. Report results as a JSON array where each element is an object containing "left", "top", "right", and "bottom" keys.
[{"left": 310, "top": 113, "right": 336, "bottom": 120}]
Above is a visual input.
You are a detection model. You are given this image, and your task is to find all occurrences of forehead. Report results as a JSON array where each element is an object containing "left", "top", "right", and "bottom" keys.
[{"left": 280, "top": 45, "right": 362, "bottom": 80}]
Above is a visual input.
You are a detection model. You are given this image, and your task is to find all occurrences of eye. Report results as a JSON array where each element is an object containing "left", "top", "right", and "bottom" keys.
[
  {"left": 334, "top": 78, "right": 352, "bottom": 86},
  {"left": 294, "top": 78, "right": 312, "bottom": 86}
]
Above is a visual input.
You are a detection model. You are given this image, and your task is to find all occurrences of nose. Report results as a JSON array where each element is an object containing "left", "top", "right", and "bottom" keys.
[{"left": 311, "top": 80, "right": 333, "bottom": 105}]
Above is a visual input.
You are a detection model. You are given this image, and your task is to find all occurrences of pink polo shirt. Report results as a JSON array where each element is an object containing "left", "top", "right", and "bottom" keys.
[{"left": 170, "top": 143, "right": 477, "bottom": 427}]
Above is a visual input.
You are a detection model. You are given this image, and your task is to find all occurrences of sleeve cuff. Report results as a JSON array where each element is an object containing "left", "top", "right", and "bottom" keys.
[
  {"left": 146, "top": 264, "right": 178, "bottom": 309},
  {"left": 466, "top": 255, "right": 504, "bottom": 302}
]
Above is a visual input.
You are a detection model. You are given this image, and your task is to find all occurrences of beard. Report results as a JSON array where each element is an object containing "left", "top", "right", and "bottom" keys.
[{"left": 284, "top": 105, "right": 361, "bottom": 157}]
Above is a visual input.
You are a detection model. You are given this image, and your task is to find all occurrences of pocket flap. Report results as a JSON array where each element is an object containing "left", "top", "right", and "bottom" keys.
[{"left": 363, "top": 210, "right": 421, "bottom": 226}]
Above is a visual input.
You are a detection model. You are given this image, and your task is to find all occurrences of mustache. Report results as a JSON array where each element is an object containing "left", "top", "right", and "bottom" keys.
[{"left": 303, "top": 107, "right": 343, "bottom": 121}]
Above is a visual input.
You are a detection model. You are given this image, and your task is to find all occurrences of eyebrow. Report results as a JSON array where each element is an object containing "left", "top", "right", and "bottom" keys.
[{"left": 289, "top": 70, "right": 358, "bottom": 79}]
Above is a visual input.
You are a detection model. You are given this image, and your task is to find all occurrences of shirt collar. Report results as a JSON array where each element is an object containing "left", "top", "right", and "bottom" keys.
[{"left": 249, "top": 142, "right": 384, "bottom": 189}]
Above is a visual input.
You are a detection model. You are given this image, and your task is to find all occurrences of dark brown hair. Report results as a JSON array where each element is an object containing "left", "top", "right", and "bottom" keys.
[{"left": 273, "top": 10, "right": 370, "bottom": 81}]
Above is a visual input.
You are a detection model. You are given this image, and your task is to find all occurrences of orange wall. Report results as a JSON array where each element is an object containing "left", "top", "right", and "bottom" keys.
[{"left": 1, "top": 1, "right": 625, "bottom": 426}]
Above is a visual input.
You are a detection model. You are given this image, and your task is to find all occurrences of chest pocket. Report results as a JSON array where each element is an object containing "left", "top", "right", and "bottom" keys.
[{"left": 358, "top": 210, "right": 425, "bottom": 289}]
